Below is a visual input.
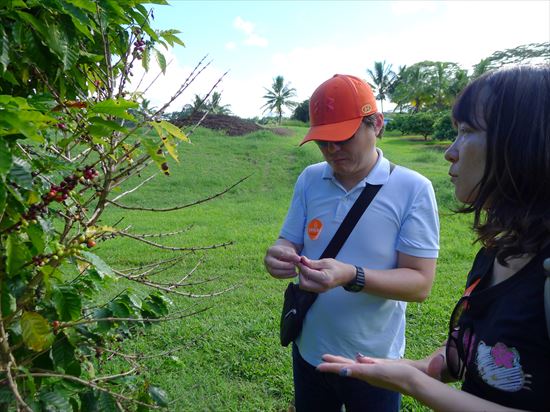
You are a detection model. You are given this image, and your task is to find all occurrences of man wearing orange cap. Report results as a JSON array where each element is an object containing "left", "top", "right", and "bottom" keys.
[{"left": 264, "top": 74, "right": 440, "bottom": 411}]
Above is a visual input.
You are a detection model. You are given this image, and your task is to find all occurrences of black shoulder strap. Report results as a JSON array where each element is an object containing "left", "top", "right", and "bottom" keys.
[
  {"left": 320, "top": 162, "right": 395, "bottom": 259},
  {"left": 543, "top": 258, "right": 550, "bottom": 341}
]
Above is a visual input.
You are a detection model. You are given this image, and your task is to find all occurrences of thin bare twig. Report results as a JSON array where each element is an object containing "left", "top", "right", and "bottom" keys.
[
  {"left": 107, "top": 174, "right": 250, "bottom": 212},
  {"left": 111, "top": 173, "right": 157, "bottom": 202},
  {"left": 130, "top": 226, "right": 194, "bottom": 239},
  {"left": 102, "top": 326, "right": 212, "bottom": 361},
  {"left": 114, "top": 231, "right": 233, "bottom": 252},
  {"left": 65, "top": 305, "right": 210, "bottom": 327},
  {"left": 5, "top": 362, "right": 33, "bottom": 412},
  {"left": 119, "top": 254, "right": 189, "bottom": 273},
  {"left": 91, "top": 367, "right": 138, "bottom": 383},
  {"left": 115, "top": 269, "right": 239, "bottom": 298}
]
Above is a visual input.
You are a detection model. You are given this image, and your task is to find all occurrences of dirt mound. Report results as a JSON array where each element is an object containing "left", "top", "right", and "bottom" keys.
[
  {"left": 173, "top": 112, "right": 294, "bottom": 137},
  {"left": 174, "top": 112, "right": 263, "bottom": 136}
]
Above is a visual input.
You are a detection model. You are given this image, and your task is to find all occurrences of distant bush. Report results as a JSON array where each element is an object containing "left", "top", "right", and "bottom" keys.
[
  {"left": 386, "top": 113, "right": 434, "bottom": 139},
  {"left": 433, "top": 111, "right": 456, "bottom": 141},
  {"left": 257, "top": 116, "right": 279, "bottom": 125},
  {"left": 386, "top": 111, "right": 456, "bottom": 141},
  {"left": 385, "top": 114, "right": 407, "bottom": 135},
  {"left": 409, "top": 112, "right": 435, "bottom": 139},
  {"left": 282, "top": 119, "right": 309, "bottom": 127},
  {"left": 292, "top": 99, "right": 310, "bottom": 123}
]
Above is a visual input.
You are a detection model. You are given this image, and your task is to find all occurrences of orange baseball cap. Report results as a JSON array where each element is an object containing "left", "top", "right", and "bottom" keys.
[{"left": 300, "top": 74, "right": 378, "bottom": 146}]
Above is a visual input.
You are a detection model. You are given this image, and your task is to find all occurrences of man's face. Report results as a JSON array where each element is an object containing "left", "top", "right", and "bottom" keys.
[{"left": 316, "top": 114, "right": 382, "bottom": 183}]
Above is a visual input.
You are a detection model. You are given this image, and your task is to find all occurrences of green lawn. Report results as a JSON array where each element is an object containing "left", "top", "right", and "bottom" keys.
[{"left": 97, "top": 126, "right": 478, "bottom": 411}]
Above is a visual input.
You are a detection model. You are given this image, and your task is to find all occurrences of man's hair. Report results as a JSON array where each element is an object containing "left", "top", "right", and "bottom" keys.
[
  {"left": 362, "top": 113, "right": 384, "bottom": 138},
  {"left": 452, "top": 65, "right": 550, "bottom": 264}
]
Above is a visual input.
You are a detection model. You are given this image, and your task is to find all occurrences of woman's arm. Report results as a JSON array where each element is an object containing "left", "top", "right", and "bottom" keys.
[{"left": 317, "top": 354, "right": 526, "bottom": 412}]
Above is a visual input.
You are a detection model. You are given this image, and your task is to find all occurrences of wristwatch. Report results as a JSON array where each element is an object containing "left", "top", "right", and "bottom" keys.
[{"left": 343, "top": 265, "right": 365, "bottom": 292}]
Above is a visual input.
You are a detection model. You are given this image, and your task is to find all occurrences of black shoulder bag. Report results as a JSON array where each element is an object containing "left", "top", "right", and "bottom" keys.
[{"left": 279, "top": 164, "right": 395, "bottom": 347}]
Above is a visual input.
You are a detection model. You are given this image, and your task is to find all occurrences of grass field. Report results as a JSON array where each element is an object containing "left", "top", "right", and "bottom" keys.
[{"left": 97, "top": 126, "right": 479, "bottom": 411}]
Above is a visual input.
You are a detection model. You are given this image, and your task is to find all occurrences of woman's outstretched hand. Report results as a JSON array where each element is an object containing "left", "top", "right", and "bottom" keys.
[{"left": 317, "top": 354, "right": 421, "bottom": 395}]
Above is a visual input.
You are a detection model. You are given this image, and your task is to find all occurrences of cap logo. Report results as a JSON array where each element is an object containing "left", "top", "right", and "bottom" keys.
[
  {"left": 361, "top": 104, "right": 372, "bottom": 114},
  {"left": 307, "top": 218, "right": 323, "bottom": 240},
  {"left": 326, "top": 97, "right": 335, "bottom": 112}
]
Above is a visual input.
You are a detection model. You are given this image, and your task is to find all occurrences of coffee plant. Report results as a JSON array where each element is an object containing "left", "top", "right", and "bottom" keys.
[{"left": 0, "top": 0, "right": 235, "bottom": 409}]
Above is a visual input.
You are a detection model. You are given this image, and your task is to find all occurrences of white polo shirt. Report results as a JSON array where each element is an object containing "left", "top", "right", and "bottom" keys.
[{"left": 280, "top": 149, "right": 439, "bottom": 365}]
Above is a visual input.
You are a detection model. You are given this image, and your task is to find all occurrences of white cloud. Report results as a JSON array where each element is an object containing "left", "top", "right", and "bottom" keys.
[
  {"left": 245, "top": 34, "right": 268, "bottom": 47},
  {"left": 128, "top": 48, "right": 230, "bottom": 115},
  {"left": 225, "top": 41, "right": 236, "bottom": 50},
  {"left": 234, "top": 16, "right": 254, "bottom": 35},
  {"left": 390, "top": 1, "right": 439, "bottom": 15},
  {"left": 233, "top": 16, "right": 268, "bottom": 48}
]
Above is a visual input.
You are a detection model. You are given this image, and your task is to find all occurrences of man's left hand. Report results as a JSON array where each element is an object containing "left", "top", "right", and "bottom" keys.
[{"left": 296, "top": 256, "right": 355, "bottom": 293}]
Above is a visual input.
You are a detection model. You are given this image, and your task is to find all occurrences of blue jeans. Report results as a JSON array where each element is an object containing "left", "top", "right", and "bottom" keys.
[{"left": 292, "top": 344, "right": 401, "bottom": 412}]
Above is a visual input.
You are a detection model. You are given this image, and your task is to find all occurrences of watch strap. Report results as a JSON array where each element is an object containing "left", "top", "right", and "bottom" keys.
[{"left": 344, "top": 265, "right": 365, "bottom": 292}]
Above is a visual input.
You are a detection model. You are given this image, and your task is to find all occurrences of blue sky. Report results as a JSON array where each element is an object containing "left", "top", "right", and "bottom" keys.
[{"left": 138, "top": 1, "right": 550, "bottom": 118}]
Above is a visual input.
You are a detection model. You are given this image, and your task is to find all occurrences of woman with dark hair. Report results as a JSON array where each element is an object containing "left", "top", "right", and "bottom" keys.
[{"left": 317, "top": 65, "right": 550, "bottom": 411}]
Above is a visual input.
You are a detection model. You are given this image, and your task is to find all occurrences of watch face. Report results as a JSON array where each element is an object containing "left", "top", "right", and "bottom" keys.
[
  {"left": 347, "top": 282, "right": 363, "bottom": 292},
  {"left": 344, "top": 266, "right": 365, "bottom": 292}
]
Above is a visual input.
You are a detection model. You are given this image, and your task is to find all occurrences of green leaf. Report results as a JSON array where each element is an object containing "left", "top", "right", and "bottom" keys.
[
  {"left": 108, "top": 300, "right": 131, "bottom": 318},
  {"left": 52, "top": 286, "right": 82, "bottom": 321},
  {"left": 51, "top": 334, "right": 81, "bottom": 376},
  {"left": 0, "top": 386, "right": 14, "bottom": 403},
  {"left": 87, "top": 116, "right": 128, "bottom": 138},
  {"left": 27, "top": 221, "right": 46, "bottom": 254},
  {"left": 159, "top": 29, "right": 185, "bottom": 47},
  {"left": 91, "top": 98, "right": 138, "bottom": 121},
  {"left": 60, "top": 1, "right": 95, "bottom": 40},
  {"left": 42, "top": 22, "right": 79, "bottom": 70},
  {"left": 158, "top": 120, "right": 189, "bottom": 142},
  {"left": 8, "top": 157, "right": 33, "bottom": 189},
  {"left": 155, "top": 49, "right": 167, "bottom": 74},
  {"left": 39, "top": 390, "right": 72, "bottom": 411},
  {"left": 6, "top": 234, "right": 31, "bottom": 277},
  {"left": 64, "top": 0, "right": 97, "bottom": 13},
  {"left": 89, "top": 116, "right": 128, "bottom": 132},
  {"left": 0, "top": 137, "right": 12, "bottom": 176},
  {"left": 142, "top": 293, "right": 171, "bottom": 317},
  {"left": 80, "top": 251, "right": 114, "bottom": 277},
  {"left": 0, "top": 182, "right": 6, "bottom": 218},
  {"left": 97, "top": 391, "right": 117, "bottom": 411},
  {"left": 150, "top": 122, "right": 178, "bottom": 162},
  {"left": 141, "top": 135, "right": 166, "bottom": 168},
  {"left": 0, "top": 110, "right": 45, "bottom": 142},
  {"left": 148, "top": 385, "right": 169, "bottom": 407},
  {"left": 21, "top": 311, "right": 54, "bottom": 352},
  {"left": 1, "top": 287, "right": 16, "bottom": 317},
  {"left": 0, "top": 26, "right": 10, "bottom": 72},
  {"left": 93, "top": 307, "right": 112, "bottom": 332},
  {"left": 141, "top": 46, "right": 150, "bottom": 72},
  {"left": 15, "top": 11, "right": 48, "bottom": 38}
]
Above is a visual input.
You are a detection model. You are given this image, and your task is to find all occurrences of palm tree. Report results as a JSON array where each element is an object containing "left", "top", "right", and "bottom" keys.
[
  {"left": 366, "top": 61, "right": 396, "bottom": 114},
  {"left": 209, "top": 91, "right": 232, "bottom": 115},
  {"left": 261, "top": 75, "right": 297, "bottom": 124},
  {"left": 191, "top": 92, "right": 231, "bottom": 115}
]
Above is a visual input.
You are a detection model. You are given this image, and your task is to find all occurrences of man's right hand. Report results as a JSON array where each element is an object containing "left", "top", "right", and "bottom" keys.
[{"left": 264, "top": 239, "right": 301, "bottom": 279}]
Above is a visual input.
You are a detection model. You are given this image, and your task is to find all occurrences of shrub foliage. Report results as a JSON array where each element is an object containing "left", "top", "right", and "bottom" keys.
[{"left": 0, "top": 0, "right": 231, "bottom": 409}]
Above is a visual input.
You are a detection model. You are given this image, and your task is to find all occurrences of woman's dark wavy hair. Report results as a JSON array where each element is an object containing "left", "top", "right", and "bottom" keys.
[{"left": 452, "top": 65, "right": 550, "bottom": 264}]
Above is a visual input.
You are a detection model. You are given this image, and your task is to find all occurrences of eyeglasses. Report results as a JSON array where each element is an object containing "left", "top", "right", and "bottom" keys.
[
  {"left": 315, "top": 134, "right": 355, "bottom": 149},
  {"left": 446, "top": 277, "right": 481, "bottom": 380}
]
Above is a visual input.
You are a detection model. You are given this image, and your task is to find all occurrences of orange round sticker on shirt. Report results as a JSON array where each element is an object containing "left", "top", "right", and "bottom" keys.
[{"left": 307, "top": 218, "right": 323, "bottom": 240}]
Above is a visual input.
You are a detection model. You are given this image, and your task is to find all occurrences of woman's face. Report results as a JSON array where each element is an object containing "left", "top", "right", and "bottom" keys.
[{"left": 444, "top": 122, "right": 487, "bottom": 204}]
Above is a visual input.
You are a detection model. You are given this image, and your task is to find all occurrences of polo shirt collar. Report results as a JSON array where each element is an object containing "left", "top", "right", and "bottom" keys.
[{"left": 322, "top": 148, "right": 391, "bottom": 186}]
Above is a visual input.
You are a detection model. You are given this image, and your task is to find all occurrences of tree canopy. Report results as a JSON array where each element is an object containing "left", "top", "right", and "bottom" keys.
[{"left": 261, "top": 75, "right": 297, "bottom": 124}]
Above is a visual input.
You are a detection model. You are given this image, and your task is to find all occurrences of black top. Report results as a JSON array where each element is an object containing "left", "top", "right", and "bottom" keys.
[{"left": 454, "top": 245, "right": 550, "bottom": 411}]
